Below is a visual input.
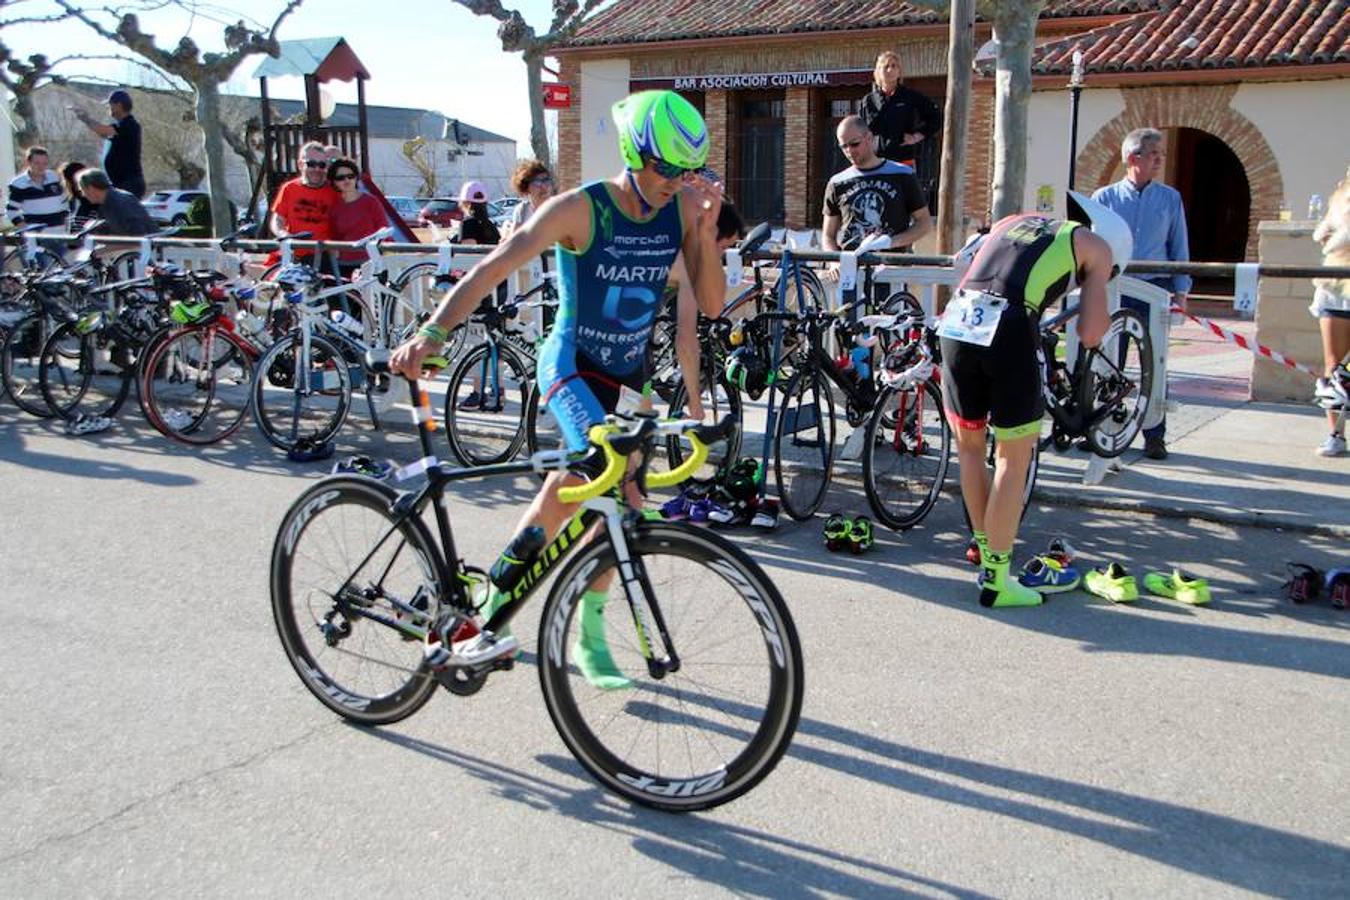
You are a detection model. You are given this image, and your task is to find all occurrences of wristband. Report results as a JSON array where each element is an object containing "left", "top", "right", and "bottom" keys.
[{"left": 417, "top": 322, "right": 449, "bottom": 343}]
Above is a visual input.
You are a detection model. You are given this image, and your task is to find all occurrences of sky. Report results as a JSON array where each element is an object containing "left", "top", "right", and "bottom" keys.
[{"left": 5, "top": 0, "right": 594, "bottom": 152}]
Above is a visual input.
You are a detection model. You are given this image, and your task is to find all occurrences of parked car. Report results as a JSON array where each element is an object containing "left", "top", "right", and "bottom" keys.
[
  {"left": 143, "top": 190, "right": 208, "bottom": 226},
  {"left": 487, "top": 199, "right": 515, "bottom": 229},
  {"left": 417, "top": 198, "right": 466, "bottom": 229},
  {"left": 386, "top": 195, "right": 425, "bottom": 229}
]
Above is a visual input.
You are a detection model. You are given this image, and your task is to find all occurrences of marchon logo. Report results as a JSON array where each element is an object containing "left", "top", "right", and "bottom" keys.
[{"left": 285, "top": 489, "right": 341, "bottom": 556}]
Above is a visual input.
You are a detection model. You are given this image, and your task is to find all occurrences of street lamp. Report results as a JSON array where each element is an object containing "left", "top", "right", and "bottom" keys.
[{"left": 1067, "top": 50, "right": 1085, "bottom": 191}]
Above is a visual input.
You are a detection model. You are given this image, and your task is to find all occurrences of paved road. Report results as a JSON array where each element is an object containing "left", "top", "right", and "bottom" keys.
[{"left": 2, "top": 404, "right": 1347, "bottom": 898}]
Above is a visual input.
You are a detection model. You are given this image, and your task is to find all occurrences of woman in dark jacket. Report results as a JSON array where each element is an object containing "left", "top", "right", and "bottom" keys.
[{"left": 858, "top": 50, "right": 941, "bottom": 167}]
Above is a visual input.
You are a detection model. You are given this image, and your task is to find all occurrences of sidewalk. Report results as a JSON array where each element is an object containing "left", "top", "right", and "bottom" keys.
[{"left": 979, "top": 318, "right": 1349, "bottom": 537}]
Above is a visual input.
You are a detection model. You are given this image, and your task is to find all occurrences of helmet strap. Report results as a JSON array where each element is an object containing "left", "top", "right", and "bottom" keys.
[{"left": 625, "top": 169, "right": 654, "bottom": 216}]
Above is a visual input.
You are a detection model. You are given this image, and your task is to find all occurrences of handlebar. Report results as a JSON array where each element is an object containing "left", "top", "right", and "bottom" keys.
[{"left": 556, "top": 414, "right": 736, "bottom": 504}]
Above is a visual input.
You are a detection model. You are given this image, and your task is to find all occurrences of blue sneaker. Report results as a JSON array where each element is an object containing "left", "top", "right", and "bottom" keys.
[{"left": 1018, "top": 555, "right": 1081, "bottom": 594}]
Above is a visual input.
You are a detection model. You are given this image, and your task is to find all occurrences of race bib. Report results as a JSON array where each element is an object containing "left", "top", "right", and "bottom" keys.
[
  {"left": 616, "top": 384, "right": 646, "bottom": 416},
  {"left": 936, "top": 290, "right": 1006, "bottom": 347}
]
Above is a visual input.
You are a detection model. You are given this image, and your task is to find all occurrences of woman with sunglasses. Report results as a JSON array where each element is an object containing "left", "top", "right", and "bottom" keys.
[
  {"left": 390, "top": 90, "right": 725, "bottom": 676},
  {"left": 327, "top": 156, "right": 387, "bottom": 280},
  {"left": 504, "top": 159, "right": 555, "bottom": 237}
]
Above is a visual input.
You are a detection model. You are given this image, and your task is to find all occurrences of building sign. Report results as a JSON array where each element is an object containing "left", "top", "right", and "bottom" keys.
[
  {"left": 543, "top": 83, "right": 572, "bottom": 109},
  {"left": 632, "top": 69, "right": 872, "bottom": 91}
]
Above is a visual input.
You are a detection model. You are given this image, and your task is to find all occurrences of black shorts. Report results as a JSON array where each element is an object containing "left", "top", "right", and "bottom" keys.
[{"left": 939, "top": 305, "right": 1043, "bottom": 440}]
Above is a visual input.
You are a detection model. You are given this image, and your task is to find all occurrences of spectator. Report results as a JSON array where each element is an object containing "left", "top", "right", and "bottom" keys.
[
  {"left": 505, "top": 159, "right": 555, "bottom": 236},
  {"left": 822, "top": 115, "right": 932, "bottom": 280},
  {"left": 859, "top": 51, "right": 941, "bottom": 168},
  {"left": 5, "top": 146, "right": 68, "bottom": 231},
  {"left": 77, "top": 168, "right": 155, "bottom": 236},
  {"left": 72, "top": 89, "right": 145, "bottom": 198},
  {"left": 269, "top": 141, "right": 340, "bottom": 264},
  {"left": 322, "top": 144, "right": 342, "bottom": 163},
  {"left": 327, "top": 156, "right": 386, "bottom": 279},
  {"left": 60, "top": 160, "right": 97, "bottom": 229},
  {"left": 1091, "top": 127, "right": 1190, "bottom": 461},
  {"left": 454, "top": 180, "right": 503, "bottom": 411},
  {"left": 1311, "top": 165, "right": 1350, "bottom": 457}
]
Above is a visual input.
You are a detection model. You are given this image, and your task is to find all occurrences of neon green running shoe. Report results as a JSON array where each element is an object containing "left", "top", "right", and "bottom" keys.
[
  {"left": 1084, "top": 563, "right": 1139, "bottom": 603},
  {"left": 848, "top": 515, "right": 874, "bottom": 554},
  {"left": 573, "top": 590, "right": 633, "bottom": 691},
  {"left": 1144, "top": 569, "right": 1211, "bottom": 605},
  {"left": 823, "top": 513, "right": 852, "bottom": 552}
]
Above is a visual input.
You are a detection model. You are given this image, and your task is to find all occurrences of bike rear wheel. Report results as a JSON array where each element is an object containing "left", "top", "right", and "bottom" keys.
[
  {"left": 862, "top": 378, "right": 950, "bottom": 530},
  {"left": 1080, "top": 308, "right": 1153, "bottom": 457},
  {"left": 38, "top": 320, "right": 134, "bottom": 420},
  {"left": 2, "top": 313, "right": 60, "bottom": 417},
  {"left": 271, "top": 476, "right": 445, "bottom": 725},
  {"left": 657, "top": 375, "right": 743, "bottom": 484},
  {"left": 774, "top": 368, "right": 836, "bottom": 520},
  {"left": 537, "top": 522, "right": 802, "bottom": 812}
]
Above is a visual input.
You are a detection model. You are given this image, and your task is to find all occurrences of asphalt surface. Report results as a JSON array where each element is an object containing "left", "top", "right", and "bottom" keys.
[{"left": 2, "top": 402, "right": 1348, "bottom": 898}]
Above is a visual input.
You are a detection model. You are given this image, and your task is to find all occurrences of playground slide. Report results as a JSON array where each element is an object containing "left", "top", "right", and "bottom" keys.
[{"left": 361, "top": 173, "right": 420, "bottom": 243}]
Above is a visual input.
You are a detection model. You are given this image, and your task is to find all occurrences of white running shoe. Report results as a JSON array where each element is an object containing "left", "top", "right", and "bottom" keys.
[
  {"left": 1316, "top": 434, "right": 1347, "bottom": 457},
  {"left": 163, "top": 408, "right": 194, "bottom": 431}
]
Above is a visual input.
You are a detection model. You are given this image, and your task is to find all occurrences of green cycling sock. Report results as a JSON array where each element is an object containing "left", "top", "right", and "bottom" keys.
[
  {"left": 979, "top": 550, "right": 1042, "bottom": 608},
  {"left": 573, "top": 590, "right": 633, "bottom": 691}
]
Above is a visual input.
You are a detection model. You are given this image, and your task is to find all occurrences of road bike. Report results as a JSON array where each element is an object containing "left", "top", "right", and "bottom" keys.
[{"left": 271, "top": 355, "right": 803, "bottom": 811}]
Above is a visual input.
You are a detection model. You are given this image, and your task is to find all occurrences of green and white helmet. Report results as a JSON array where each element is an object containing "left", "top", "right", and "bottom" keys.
[{"left": 612, "top": 90, "right": 709, "bottom": 172}]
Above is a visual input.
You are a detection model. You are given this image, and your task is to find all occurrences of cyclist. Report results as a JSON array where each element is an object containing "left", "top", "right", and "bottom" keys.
[
  {"left": 391, "top": 90, "right": 725, "bottom": 682},
  {"left": 939, "top": 192, "right": 1131, "bottom": 608}
]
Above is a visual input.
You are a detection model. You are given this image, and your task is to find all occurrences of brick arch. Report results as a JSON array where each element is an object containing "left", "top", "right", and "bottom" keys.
[{"left": 1076, "top": 84, "right": 1282, "bottom": 261}]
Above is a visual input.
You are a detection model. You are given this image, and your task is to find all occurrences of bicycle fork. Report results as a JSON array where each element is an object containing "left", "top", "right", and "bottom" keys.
[{"left": 591, "top": 498, "right": 681, "bottom": 679}]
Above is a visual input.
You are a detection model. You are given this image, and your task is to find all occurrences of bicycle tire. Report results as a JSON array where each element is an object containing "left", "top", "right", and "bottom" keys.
[
  {"left": 251, "top": 331, "right": 352, "bottom": 450},
  {"left": 1080, "top": 308, "right": 1153, "bottom": 458},
  {"left": 140, "top": 323, "right": 257, "bottom": 445},
  {"left": 38, "top": 320, "right": 133, "bottom": 420},
  {"left": 271, "top": 476, "right": 445, "bottom": 725},
  {"left": 774, "top": 368, "right": 836, "bottom": 520},
  {"left": 862, "top": 378, "right": 950, "bottom": 530},
  {"left": 537, "top": 521, "right": 803, "bottom": 812},
  {"left": 443, "top": 340, "right": 531, "bottom": 465},
  {"left": 2, "top": 313, "right": 60, "bottom": 417}
]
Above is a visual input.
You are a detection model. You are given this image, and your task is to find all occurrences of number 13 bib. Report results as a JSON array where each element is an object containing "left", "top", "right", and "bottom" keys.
[{"left": 937, "top": 290, "right": 1007, "bottom": 347}]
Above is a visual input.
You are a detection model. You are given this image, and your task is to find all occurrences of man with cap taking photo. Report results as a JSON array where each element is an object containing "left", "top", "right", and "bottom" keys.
[{"left": 72, "top": 89, "right": 145, "bottom": 198}]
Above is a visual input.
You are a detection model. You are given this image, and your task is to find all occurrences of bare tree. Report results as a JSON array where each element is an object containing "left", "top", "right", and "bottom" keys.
[
  {"left": 401, "top": 137, "right": 438, "bottom": 197},
  {"left": 911, "top": 0, "right": 1047, "bottom": 225},
  {"left": 449, "top": 0, "right": 607, "bottom": 164},
  {"left": 134, "top": 90, "right": 207, "bottom": 189},
  {"left": 55, "top": 0, "right": 304, "bottom": 236}
]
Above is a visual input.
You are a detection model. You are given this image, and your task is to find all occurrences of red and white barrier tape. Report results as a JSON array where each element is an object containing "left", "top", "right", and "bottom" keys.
[{"left": 1169, "top": 306, "right": 1320, "bottom": 379}]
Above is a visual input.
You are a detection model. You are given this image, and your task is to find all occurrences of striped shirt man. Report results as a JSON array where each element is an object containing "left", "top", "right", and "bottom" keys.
[{"left": 6, "top": 167, "right": 68, "bottom": 231}]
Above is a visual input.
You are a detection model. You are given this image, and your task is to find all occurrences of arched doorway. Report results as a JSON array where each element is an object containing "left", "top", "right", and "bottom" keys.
[{"left": 1170, "top": 128, "right": 1250, "bottom": 296}]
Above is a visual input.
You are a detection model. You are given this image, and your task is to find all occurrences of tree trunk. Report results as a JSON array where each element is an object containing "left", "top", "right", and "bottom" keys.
[
  {"left": 524, "top": 50, "right": 551, "bottom": 165},
  {"left": 937, "top": 0, "right": 976, "bottom": 257},
  {"left": 990, "top": 0, "right": 1043, "bottom": 220},
  {"left": 195, "top": 81, "right": 232, "bottom": 236}
]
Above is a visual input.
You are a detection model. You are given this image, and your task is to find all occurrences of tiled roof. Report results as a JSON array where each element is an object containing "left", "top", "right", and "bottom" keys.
[
  {"left": 1032, "top": 0, "right": 1350, "bottom": 75},
  {"left": 560, "top": 0, "right": 1163, "bottom": 49}
]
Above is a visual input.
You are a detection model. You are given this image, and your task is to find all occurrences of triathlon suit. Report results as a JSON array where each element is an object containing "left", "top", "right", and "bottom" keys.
[
  {"left": 537, "top": 181, "right": 683, "bottom": 452},
  {"left": 939, "top": 214, "right": 1082, "bottom": 440}
]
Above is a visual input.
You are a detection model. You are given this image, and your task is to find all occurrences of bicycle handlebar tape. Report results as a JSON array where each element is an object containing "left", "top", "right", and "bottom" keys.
[
  {"left": 557, "top": 424, "right": 626, "bottom": 504},
  {"left": 647, "top": 434, "right": 710, "bottom": 490}
]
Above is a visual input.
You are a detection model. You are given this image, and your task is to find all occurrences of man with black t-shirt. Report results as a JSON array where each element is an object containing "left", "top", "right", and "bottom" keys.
[
  {"left": 822, "top": 115, "right": 931, "bottom": 260},
  {"left": 73, "top": 89, "right": 145, "bottom": 198}
]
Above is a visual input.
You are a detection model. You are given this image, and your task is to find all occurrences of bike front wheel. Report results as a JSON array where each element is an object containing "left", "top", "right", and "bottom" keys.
[
  {"left": 140, "top": 323, "right": 257, "bottom": 445},
  {"left": 774, "top": 368, "right": 836, "bottom": 520},
  {"left": 271, "top": 476, "right": 446, "bottom": 725},
  {"left": 537, "top": 522, "right": 803, "bottom": 812},
  {"left": 251, "top": 332, "right": 352, "bottom": 450},
  {"left": 443, "top": 341, "right": 531, "bottom": 465}
]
